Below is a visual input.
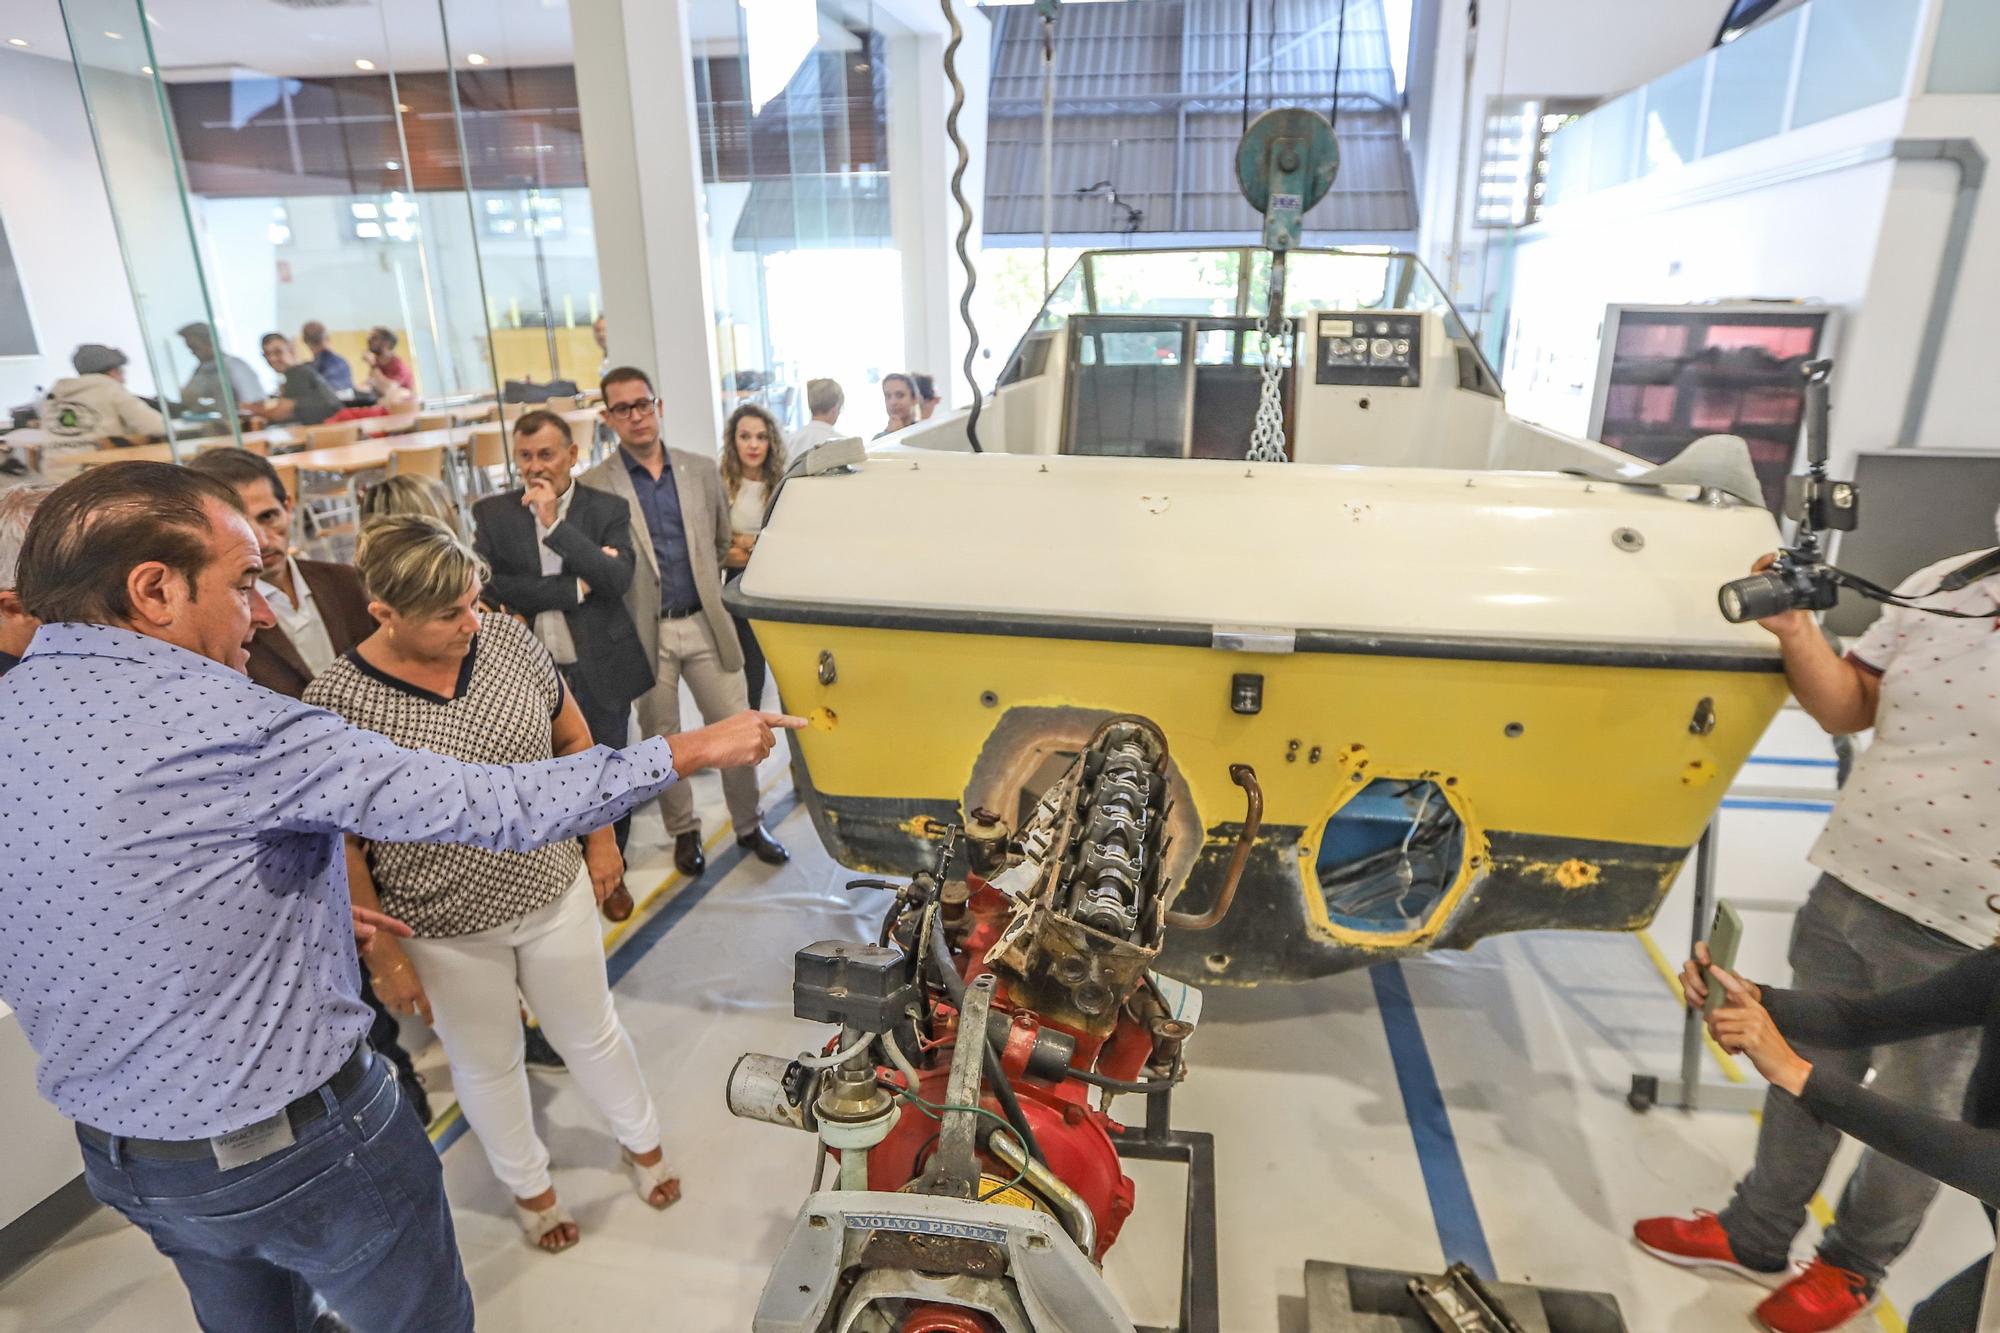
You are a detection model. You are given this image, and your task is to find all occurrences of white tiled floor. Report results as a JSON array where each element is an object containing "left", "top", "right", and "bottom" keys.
[{"left": 1, "top": 711, "right": 1992, "bottom": 1331}]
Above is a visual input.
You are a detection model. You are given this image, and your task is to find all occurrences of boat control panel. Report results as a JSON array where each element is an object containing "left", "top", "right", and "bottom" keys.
[{"left": 1315, "top": 312, "right": 1422, "bottom": 388}]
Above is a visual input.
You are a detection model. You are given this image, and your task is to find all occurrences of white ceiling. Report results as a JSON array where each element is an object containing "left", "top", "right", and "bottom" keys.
[{"left": 0, "top": 0, "right": 891, "bottom": 81}]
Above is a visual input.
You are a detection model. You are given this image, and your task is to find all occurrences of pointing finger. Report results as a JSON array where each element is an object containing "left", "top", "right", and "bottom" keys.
[{"left": 762, "top": 712, "right": 811, "bottom": 730}]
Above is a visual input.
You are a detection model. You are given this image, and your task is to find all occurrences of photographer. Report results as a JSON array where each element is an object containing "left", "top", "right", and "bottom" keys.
[{"left": 1633, "top": 543, "right": 1999, "bottom": 1333}]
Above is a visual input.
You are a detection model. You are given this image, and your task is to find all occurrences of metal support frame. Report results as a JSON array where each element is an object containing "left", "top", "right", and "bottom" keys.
[
  {"left": 1626, "top": 821, "right": 1766, "bottom": 1116},
  {"left": 1109, "top": 1090, "right": 1220, "bottom": 1333}
]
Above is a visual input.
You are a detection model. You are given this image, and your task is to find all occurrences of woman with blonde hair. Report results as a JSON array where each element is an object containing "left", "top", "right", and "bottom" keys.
[
  {"left": 720, "top": 402, "right": 787, "bottom": 707},
  {"left": 303, "top": 514, "right": 681, "bottom": 1254},
  {"left": 360, "top": 473, "right": 458, "bottom": 529}
]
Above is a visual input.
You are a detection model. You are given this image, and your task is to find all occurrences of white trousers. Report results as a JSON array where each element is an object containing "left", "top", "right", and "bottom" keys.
[
  {"left": 635, "top": 613, "right": 762, "bottom": 837},
  {"left": 401, "top": 882, "right": 661, "bottom": 1199}
]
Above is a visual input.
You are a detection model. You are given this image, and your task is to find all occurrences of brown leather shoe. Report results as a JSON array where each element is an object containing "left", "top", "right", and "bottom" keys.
[
  {"left": 736, "top": 825, "right": 789, "bottom": 866},
  {"left": 674, "top": 831, "right": 706, "bottom": 878}
]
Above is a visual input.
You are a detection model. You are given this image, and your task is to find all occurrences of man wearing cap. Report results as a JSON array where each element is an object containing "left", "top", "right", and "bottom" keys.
[
  {"left": 176, "top": 323, "right": 264, "bottom": 415},
  {"left": 38, "top": 345, "right": 166, "bottom": 444}
]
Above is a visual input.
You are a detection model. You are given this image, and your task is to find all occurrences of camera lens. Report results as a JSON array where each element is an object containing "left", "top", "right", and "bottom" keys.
[{"left": 1717, "top": 571, "right": 1797, "bottom": 624}]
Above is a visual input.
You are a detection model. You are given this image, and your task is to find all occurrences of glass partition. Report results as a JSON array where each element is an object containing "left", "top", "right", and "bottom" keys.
[
  {"left": 694, "top": 9, "right": 901, "bottom": 439},
  {"left": 438, "top": 0, "right": 602, "bottom": 396},
  {"left": 151, "top": 0, "right": 498, "bottom": 422},
  {"left": 1539, "top": 0, "right": 1928, "bottom": 213},
  {"left": 1703, "top": 7, "right": 1802, "bottom": 156},
  {"left": 59, "top": 0, "right": 235, "bottom": 455},
  {"left": 1791, "top": 0, "right": 1924, "bottom": 129}
]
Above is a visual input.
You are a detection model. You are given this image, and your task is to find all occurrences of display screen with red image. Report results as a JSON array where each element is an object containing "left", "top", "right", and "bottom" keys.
[{"left": 1595, "top": 307, "right": 1831, "bottom": 513}]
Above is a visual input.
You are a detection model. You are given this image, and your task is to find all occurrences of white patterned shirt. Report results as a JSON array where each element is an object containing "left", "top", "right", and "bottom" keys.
[{"left": 1810, "top": 552, "right": 2000, "bottom": 948}]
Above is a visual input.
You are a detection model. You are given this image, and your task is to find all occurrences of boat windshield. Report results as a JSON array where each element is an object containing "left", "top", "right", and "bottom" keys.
[{"left": 1031, "top": 248, "right": 1471, "bottom": 340}]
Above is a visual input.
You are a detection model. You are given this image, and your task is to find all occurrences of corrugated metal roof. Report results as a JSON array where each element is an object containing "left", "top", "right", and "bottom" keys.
[{"left": 985, "top": 0, "right": 1415, "bottom": 239}]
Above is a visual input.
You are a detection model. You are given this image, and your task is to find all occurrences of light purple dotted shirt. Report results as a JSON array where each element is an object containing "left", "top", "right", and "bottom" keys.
[{"left": 0, "top": 622, "right": 678, "bottom": 1140}]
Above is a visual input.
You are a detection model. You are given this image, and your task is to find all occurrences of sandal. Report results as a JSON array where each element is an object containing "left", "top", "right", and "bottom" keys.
[
  {"left": 513, "top": 1198, "right": 579, "bottom": 1253},
  {"left": 623, "top": 1149, "right": 682, "bottom": 1209}
]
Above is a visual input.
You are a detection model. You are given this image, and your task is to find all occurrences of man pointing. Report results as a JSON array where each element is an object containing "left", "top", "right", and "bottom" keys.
[{"left": 0, "top": 462, "right": 802, "bottom": 1332}]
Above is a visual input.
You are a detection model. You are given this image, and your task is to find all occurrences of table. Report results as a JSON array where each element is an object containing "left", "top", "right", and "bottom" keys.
[{"left": 51, "top": 408, "right": 597, "bottom": 475}]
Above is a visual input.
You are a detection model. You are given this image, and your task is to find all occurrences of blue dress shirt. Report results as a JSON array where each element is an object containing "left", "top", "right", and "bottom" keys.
[
  {"left": 622, "top": 450, "right": 702, "bottom": 613},
  {"left": 0, "top": 622, "right": 680, "bottom": 1139},
  {"left": 311, "top": 347, "right": 355, "bottom": 394}
]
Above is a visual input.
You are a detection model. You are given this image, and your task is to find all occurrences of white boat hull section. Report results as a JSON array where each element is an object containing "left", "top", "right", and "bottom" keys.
[{"left": 745, "top": 452, "right": 1783, "bottom": 657}]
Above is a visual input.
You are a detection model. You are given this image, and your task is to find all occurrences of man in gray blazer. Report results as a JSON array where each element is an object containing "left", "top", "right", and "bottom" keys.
[{"left": 580, "top": 366, "right": 787, "bottom": 877}]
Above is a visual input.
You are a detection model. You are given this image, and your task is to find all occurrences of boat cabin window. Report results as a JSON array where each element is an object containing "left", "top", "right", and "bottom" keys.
[
  {"left": 1008, "top": 248, "right": 1502, "bottom": 454},
  {"left": 1064, "top": 315, "right": 1294, "bottom": 460}
]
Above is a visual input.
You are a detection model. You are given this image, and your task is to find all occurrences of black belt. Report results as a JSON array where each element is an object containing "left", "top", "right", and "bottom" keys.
[
  {"left": 78, "top": 1045, "right": 374, "bottom": 1162},
  {"left": 660, "top": 603, "right": 704, "bottom": 620}
]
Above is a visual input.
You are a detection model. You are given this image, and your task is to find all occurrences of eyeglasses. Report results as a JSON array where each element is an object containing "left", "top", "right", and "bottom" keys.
[{"left": 604, "top": 397, "right": 659, "bottom": 420}]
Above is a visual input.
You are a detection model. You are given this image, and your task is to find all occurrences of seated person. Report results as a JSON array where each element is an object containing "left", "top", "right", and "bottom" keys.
[
  {"left": 38, "top": 344, "right": 166, "bottom": 446},
  {"left": 301, "top": 320, "right": 355, "bottom": 394},
  {"left": 365, "top": 327, "right": 416, "bottom": 396},
  {"left": 250, "top": 333, "right": 343, "bottom": 426},
  {"left": 176, "top": 322, "right": 263, "bottom": 415}
]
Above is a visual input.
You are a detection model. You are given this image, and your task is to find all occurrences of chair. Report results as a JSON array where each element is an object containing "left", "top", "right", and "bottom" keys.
[
  {"left": 468, "top": 425, "right": 511, "bottom": 495},
  {"left": 306, "top": 423, "right": 361, "bottom": 450},
  {"left": 542, "top": 395, "right": 578, "bottom": 413},
  {"left": 388, "top": 443, "right": 446, "bottom": 481},
  {"left": 414, "top": 412, "right": 454, "bottom": 434},
  {"left": 273, "top": 464, "right": 302, "bottom": 505}
]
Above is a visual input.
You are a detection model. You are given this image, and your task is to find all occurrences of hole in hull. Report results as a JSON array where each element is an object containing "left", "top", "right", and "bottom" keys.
[{"left": 1315, "top": 779, "right": 1466, "bottom": 934}]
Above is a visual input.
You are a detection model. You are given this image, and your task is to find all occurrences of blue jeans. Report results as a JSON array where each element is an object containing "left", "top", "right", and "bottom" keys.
[{"left": 77, "top": 1051, "right": 474, "bottom": 1333}]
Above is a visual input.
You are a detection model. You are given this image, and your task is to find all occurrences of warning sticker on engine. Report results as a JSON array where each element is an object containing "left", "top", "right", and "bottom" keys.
[{"left": 846, "top": 1213, "right": 1011, "bottom": 1245}]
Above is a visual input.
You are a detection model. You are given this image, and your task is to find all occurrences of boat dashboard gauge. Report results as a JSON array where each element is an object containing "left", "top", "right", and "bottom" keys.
[{"left": 1315, "top": 312, "right": 1422, "bottom": 387}]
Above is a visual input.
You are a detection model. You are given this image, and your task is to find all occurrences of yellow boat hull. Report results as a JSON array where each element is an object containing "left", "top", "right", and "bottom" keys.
[{"left": 755, "top": 618, "right": 1787, "bottom": 984}]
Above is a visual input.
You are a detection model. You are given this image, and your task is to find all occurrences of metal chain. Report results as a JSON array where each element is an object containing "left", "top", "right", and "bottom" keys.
[{"left": 1247, "top": 316, "right": 1293, "bottom": 462}]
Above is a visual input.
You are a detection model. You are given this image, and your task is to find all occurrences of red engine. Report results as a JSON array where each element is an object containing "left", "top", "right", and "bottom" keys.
[{"left": 727, "top": 716, "right": 1258, "bottom": 1331}]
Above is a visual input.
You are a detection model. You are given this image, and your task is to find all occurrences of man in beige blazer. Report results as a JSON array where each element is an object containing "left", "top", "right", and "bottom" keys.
[{"left": 580, "top": 366, "right": 787, "bottom": 876}]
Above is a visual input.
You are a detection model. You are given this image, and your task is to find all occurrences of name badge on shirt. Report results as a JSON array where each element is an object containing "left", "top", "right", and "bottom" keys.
[{"left": 210, "top": 1109, "right": 296, "bottom": 1171}]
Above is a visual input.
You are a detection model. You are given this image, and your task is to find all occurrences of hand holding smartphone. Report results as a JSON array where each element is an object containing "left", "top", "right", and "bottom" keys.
[{"left": 1702, "top": 900, "right": 1744, "bottom": 1017}]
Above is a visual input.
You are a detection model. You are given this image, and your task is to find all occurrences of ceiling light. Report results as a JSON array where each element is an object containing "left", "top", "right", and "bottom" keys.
[
  {"left": 466, "top": 52, "right": 488, "bottom": 65},
  {"left": 141, "top": 65, "right": 153, "bottom": 74},
  {"left": 396, "top": 102, "right": 410, "bottom": 113},
  {"left": 6, "top": 37, "right": 28, "bottom": 48},
  {"left": 104, "top": 30, "right": 123, "bottom": 40},
  {"left": 384, "top": 160, "right": 400, "bottom": 170},
  {"left": 354, "top": 58, "right": 376, "bottom": 71}
]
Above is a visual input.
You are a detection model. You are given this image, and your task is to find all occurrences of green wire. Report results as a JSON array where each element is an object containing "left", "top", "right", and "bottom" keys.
[{"left": 889, "top": 1085, "right": 1036, "bottom": 1203}]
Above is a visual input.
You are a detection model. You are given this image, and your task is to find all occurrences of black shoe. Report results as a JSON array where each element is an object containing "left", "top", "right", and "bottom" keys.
[
  {"left": 397, "top": 1068, "right": 434, "bottom": 1127},
  {"left": 737, "top": 825, "right": 790, "bottom": 866},
  {"left": 523, "top": 1021, "right": 567, "bottom": 1073},
  {"left": 674, "top": 830, "right": 707, "bottom": 878}
]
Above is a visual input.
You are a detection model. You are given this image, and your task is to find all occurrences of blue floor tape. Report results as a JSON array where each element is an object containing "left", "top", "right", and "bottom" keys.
[
  {"left": 433, "top": 791, "right": 804, "bottom": 1159},
  {"left": 1745, "top": 755, "right": 1840, "bottom": 769},
  {"left": 1371, "top": 961, "right": 1497, "bottom": 1281},
  {"left": 1721, "top": 797, "right": 1836, "bottom": 814}
]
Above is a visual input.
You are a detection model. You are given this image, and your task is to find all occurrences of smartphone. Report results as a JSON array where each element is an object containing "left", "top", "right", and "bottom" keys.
[{"left": 1703, "top": 900, "right": 1744, "bottom": 1016}]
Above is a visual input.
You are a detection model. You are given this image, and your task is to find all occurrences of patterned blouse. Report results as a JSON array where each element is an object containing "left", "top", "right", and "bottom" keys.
[{"left": 304, "top": 613, "right": 583, "bottom": 937}]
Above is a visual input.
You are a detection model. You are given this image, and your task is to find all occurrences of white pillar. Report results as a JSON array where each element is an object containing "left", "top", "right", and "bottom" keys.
[
  {"left": 884, "top": 1, "right": 990, "bottom": 411},
  {"left": 572, "top": 0, "right": 723, "bottom": 450}
]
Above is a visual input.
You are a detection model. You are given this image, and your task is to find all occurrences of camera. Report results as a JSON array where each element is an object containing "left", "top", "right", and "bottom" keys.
[
  {"left": 1718, "top": 550, "right": 1842, "bottom": 624},
  {"left": 1715, "top": 359, "right": 1858, "bottom": 625}
]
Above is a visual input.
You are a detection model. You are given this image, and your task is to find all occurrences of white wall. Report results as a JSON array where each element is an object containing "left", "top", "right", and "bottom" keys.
[
  {"left": 1413, "top": 0, "right": 1723, "bottom": 294},
  {"left": 1896, "top": 93, "right": 2000, "bottom": 452},
  {"left": 0, "top": 48, "right": 150, "bottom": 407}
]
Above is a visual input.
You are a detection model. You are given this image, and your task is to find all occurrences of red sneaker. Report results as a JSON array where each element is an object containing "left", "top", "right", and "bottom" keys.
[
  {"left": 1754, "top": 1258, "right": 1876, "bottom": 1333},
  {"left": 1631, "top": 1210, "right": 1786, "bottom": 1286}
]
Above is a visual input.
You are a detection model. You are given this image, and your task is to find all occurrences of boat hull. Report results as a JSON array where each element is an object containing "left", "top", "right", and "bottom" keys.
[{"left": 751, "top": 617, "right": 1788, "bottom": 984}]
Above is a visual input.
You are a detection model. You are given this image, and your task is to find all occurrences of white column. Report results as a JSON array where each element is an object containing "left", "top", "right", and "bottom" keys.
[
  {"left": 884, "top": 1, "right": 990, "bottom": 411},
  {"left": 572, "top": 0, "right": 723, "bottom": 450}
]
